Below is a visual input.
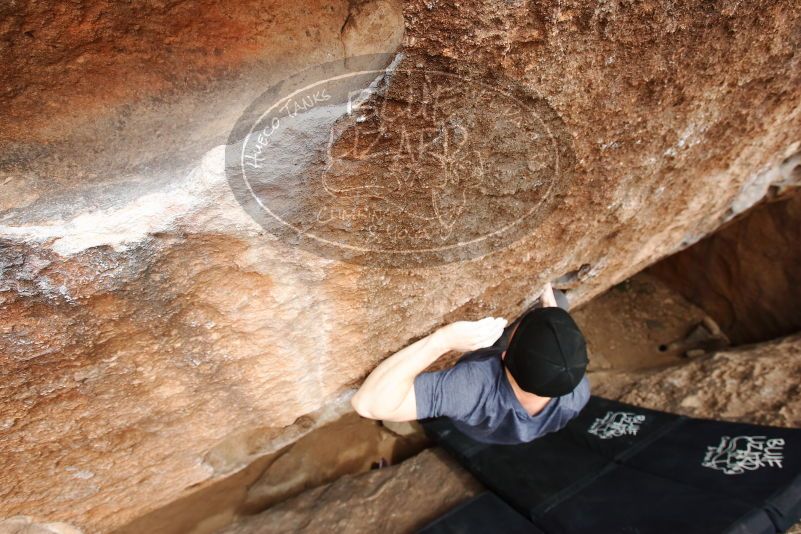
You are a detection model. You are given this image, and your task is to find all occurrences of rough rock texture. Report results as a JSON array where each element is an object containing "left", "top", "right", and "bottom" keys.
[
  {"left": 1, "top": 0, "right": 388, "bottom": 199},
  {"left": 2, "top": 0, "right": 801, "bottom": 531},
  {"left": 650, "top": 186, "right": 801, "bottom": 345},
  {"left": 241, "top": 414, "right": 428, "bottom": 513},
  {"left": 216, "top": 448, "right": 483, "bottom": 534},
  {"left": 0, "top": 517, "right": 83, "bottom": 534},
  {"left": 571, "top": 272, "right": 712, "bottom": 371},
  {"left": 114, "top": 411, "right": 428, "bottom": 534},
  {"left": 590, "top": 333, "right": 801, "bottom": 428}
]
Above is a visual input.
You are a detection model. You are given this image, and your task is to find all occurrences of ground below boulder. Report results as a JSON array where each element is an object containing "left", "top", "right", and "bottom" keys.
[{"left": 591, "top": 333, "right": 801, "bottom": 428}]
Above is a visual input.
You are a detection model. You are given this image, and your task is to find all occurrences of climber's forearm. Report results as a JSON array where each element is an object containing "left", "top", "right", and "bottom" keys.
[
  {"left": 351, "top": 329, "right": 450, "bottom": 420},
  {"left": 351, "top": 317, "right": 506, "bottom": 421}
]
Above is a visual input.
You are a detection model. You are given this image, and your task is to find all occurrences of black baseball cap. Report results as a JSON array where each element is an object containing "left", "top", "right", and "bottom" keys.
[{"left": 504, "top": 307, "right": 588, "bottom": 397}]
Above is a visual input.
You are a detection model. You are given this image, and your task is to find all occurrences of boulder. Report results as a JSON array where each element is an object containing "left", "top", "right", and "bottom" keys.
[
  {"left": 0, "top": 517, "right": 83, "bottom": 534},
  {"left": 113, "top": 410, "right": 429, "bottom": 534},
  {"left": 590, "top": 333, "right": 801, "bottom": 428},
  {"left": 2, "top": 0, "right": 801, "bottom": 530},
  {"left": 650, "top": 187, "right": 801, "bottom": 345},
  {"left": 217, "top": 448, "right": 483, "bottom": 534}
]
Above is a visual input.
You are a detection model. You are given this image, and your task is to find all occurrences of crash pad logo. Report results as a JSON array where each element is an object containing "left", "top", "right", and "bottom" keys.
[
  {"left": 588, "top": 411, "right": 646, "bottom": 440},
  {"left": 702, "top": 435, "right": 785, "bottom": 475},
  {"left": 226, "top": 53, "right": 574, "bottom": 267}
]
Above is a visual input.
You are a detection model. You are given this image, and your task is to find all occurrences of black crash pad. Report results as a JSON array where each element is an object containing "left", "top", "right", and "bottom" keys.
[
  {"left": 418, "top": 492, "right": 544, "bottom": 534},
  {"left": 422, "top": 396, "right": 801, "bottom": 533}
]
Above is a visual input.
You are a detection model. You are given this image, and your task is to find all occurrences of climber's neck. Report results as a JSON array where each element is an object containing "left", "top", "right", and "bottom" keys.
[{"left": 504, "top": 367, "right": 551, "bottom": 417}]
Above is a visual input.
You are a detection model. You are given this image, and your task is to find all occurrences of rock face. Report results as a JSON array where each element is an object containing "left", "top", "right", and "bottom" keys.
[
  {"left": 2, "top": 0, "right": 801, "bottom": 531},
  {"left": 650, "top": 186, "right": 801, "bottom": 345},
  {"left": 113, "top": 412, "right": 429, "bottom": 534},
  {"left": 590, "top": 333, "right": 801, "bottom": 428},
  {"left": 0, "top": 517, "right": 83, "bottom": 534},
  {"left": 241, "top": 416, "right": 428, "bottom": 513},
  {"left": 217, "top": 448, "right": 483, "bottom": 534},
  {"left": 571, "top": 272, "right": 712, "bottom": 371}
]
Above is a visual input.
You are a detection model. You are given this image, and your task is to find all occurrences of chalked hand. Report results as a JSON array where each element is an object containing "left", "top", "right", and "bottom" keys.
[{"left": 437, "top": 317, "right": 508, "bottom": 353}]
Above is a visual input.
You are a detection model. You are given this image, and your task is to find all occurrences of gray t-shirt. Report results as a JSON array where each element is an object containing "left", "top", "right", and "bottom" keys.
[{"left": 414, "top": 347, "right": 590, "bottom": 445}]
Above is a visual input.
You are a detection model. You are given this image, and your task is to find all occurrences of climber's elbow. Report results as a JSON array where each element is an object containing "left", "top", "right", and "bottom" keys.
[{"left": 350, "top": 392, "right": 377, "bottom": 420}]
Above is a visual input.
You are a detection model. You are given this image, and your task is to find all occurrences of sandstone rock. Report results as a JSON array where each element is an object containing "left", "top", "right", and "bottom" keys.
[
  {"left": 217, "top": 448, "right": 483, "bottom": 534},
  {"left": 381, "top": 419, "right": 427, "bottom": 439},
  {"left": 650, "top": 186, "right": 801, "bottom": 345},
  {"left": 241, "top": 412, "right": 429, "bottom": 513},
  {"left": 590, "top": 333, "right": 801, "bottom": 428},
  {"left": 0, "top": 517, "right": 82, "bottom": 534},
  {"left": 114, "top": 409, "right": 429, "bottom": 534},
  {"left": 571, "top": 272, "right": 711, "bottom": 371},
  {"left": 2, "top": 0, "right": 801, "bottom": 531},
  {"left": 342, "top": 0, "right": 405, "bottom": 58}
]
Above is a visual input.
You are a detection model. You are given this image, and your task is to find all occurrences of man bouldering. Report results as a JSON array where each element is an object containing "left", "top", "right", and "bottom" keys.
[{"left": 351, "top": 283, "right": 590, "bottom": 444}]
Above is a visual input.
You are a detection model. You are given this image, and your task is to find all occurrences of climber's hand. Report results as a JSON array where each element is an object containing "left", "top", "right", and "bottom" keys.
[
  {"left": 540, "top": 281, "right": 558, "bottom": 308},
  {"left": 437, "top": 317, "right": 507, "bottom": 353}
]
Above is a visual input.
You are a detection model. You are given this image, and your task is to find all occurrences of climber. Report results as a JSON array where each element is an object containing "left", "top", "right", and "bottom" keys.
[{"left": 351, "top": 282, "right": 590, "bottom": 445}]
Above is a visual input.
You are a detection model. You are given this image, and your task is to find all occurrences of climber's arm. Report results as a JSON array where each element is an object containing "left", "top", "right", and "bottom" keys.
[{"left": 351, "top": 317, "right": 507, "bottom": 422}]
